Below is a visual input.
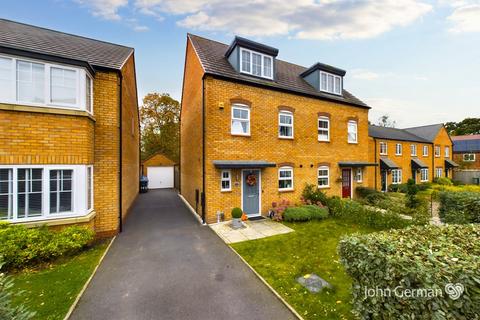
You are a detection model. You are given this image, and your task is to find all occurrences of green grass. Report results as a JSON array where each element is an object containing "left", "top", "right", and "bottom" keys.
[
  {"left": 231, "top": 219, "right": 379, "bottom": 320},
  {"left": 10, "top": 241, "right": 110, "bottom": 320}
]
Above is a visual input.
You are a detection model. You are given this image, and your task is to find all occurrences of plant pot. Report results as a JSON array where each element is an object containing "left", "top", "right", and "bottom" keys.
[{"left": 231, "top": 218, "right": 243, "bottom": 229}]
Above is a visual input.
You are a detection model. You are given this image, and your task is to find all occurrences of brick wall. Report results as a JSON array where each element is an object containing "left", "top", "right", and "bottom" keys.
[
  {"left": 180, "top": 38, "right": 204, "bottom": 218},
  {"left": 453, "top": 152, "right": 480, "bottom": 169},
  {"left": 202, "top": 77, "right": 370, "bottom": 223},
  {"left": 433, "top": 127, "right": 454, "bottom": 178}
]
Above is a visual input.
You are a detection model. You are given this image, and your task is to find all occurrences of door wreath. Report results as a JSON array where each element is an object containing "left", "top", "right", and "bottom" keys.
[{"left": 246, "top": 173, "right": 257, "bottom": 186}]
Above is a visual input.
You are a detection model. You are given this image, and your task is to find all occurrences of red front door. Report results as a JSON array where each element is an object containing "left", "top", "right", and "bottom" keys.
[{"left": 342, "top": 169, "right": 351, "bottom": 198}]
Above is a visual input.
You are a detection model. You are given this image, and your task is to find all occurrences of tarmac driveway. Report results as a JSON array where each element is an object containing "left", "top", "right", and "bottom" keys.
[{"left": 70, "top": 189, "right": 296, "bottom": 320}]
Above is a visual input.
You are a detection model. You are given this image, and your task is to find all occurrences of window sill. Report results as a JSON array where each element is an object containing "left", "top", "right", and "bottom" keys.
[
  {"left": 0, "top": 103, "right": 95, "bottom": 121},
  {"left": 278, "top": 189, "right": 294, "bottom": 193},
  {"left": 348, "top": 141, "right": 358, "bottom": 145},
  {"left": 279, "top": 136, "right": 294, "bottom": 140},
  {"left": 318, "top": 139, "right": 330, "bottom": 143},
  {"left": 11, "top": 210, "right": 96, "bottom": 228},
  {"left": 231, "top": 133, "right": 251, "bottom": 137},
  {"left": 221, "top": 190, "right": 232, "bottom": 193},
  {"left": 318, "top": 186, "right": 330, "bottom": 189}
]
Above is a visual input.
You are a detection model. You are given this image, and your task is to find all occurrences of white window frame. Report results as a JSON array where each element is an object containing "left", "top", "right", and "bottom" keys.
[
  {"left": 86, "top": 165, "right": 94, "bottom": 212},
  {"left": 445, "top": 146, "right": 450, "bottom": 158},
  {"left": 435, "top": 168, "right": 443, "bottom": 178},
  {"left": 0, "top": 53, "right": 93, "bottom": 114},
  {"left": 0, "top": 165, "right": 91, "bottom": 223},
  {"left": 423, "top": 145, "right": 428, "bottom": 157},
  {"left": 278, "top": 167, "right": 294, "bottom": 191},
  {"left": 319, "top": 71, "right": 342, "bottom": 95},
  {"left": 0, "top": 168, "right": 13, "bottom": 220},
  {"left": 347, "top": 120, "right": 358, "bottom": 144},
  {"left": 86, "top": 74, "right": 93, "bottom": 114},
  {"left": 463, "top": 153, "right": 476, "bottom": 162},
  {"left": 420, "top": 168, "right": 429, "bottom": 182},
  {"left": 380, "top": 142, "right": 388, "bottom": 155},
  {"left": 317, "top": 116, "right": 330, "bottom": 142},
  {"left": 395, "top": 143, "right": 402, "bottom": 156},
  {"left": 231, "top": 104, "right": 250, "bottom": 136},
  {"left": 411, "top": 144, "right": 417, "bottom": 156},
  {"left": 239, "top": 48, "right": 273, "bottom": 79},
  {"left": 278, "top": 111, "right": 294, "bottom": 139},
  {"left": 49, "top": 169, "right": 74, "bottom": 215},
  {"left": 220, "top": 170, "right": 232, "bottom": 192},
  {"left": 317, "top": 166, "right": 330, "bottom": 188},
  {"left": 435, "top": 146, "right": 441, "bottom": 157},
  {"left": 392, "top": 169, "right": 402, "bottom": 184},
  {"left": 355, "top": 168, "right": 363, "bottom": 183}
]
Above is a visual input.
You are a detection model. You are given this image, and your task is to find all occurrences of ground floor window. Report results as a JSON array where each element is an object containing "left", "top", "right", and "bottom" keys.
[
  {"left": 463, "top": 153, "right": 475, "bottom": 161},
  {"left": 0, "top": 165, "right": 93, "bottom": 222},
  {"left": 392, "top": 169, "right": 402, "bottom": 184},
  {"left": 220, "top": 170, "right": 231, "bottom": 192},
  {"left": 355, "top": 168, "right": 363, "bottom": 182},
  {"left": 278, "top": 167, "right": 293, "bottom": 190},
  {"left": 435, "top": 168, "right": 443, "bottom": 179},
  {"left": 318, "top": 166, "right": 329, "bottom": 188},
  {"left": 421, "top": 168, "right": 429, "bottom": 182}
]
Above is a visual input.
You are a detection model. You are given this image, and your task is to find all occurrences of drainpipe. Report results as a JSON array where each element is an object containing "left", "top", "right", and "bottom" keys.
[
  {"left": 431, "top": 143, "right": 434, "bottom": 182},
  {"left": 374, "top": 138, "right": 378, "bottom": 190},
  {"left": 118, "top": 72, "right": 123, "bottom": 233},
  {"left": 201, "top": 77, "right": 206, "bottom": 225}
]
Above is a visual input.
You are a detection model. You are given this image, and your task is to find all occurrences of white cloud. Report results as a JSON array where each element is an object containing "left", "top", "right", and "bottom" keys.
[
  {"left": 75, "top": 0, "right": 128, "bottom": 20},
  {"left": 448, "top": 3, "right": 480, "bottom": 33},
  {"left": 348, "top": 69, "right": 428, "bottom": 81},
  {"left": 132, "top": 0, "right": 432, "bottom": 39},
  {"left": 350, "top": 69, "right": 380, "bottom": 80}
]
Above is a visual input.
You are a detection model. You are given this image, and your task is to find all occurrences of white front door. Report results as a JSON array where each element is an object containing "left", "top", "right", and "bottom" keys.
[{"left": 147, "top": 166, "right": 174, "bottom": 189}]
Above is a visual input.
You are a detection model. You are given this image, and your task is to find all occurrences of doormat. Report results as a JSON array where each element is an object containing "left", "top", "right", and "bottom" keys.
[{"left": 248, "top": 216, "right": 266, "bottom": 221}]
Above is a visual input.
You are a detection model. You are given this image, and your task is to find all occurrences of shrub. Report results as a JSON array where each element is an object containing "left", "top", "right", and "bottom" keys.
[
  {"left": 269, "top": 199, "right": 292, "bottom": 221},
  {"left": 0, "top": 260, "right": 36, "bottom": 319},
  {"left": 417, "top": 182, "right": 431, "bottom": 191},
  {"left": 405, "top": 179, "right": 421, "bottom": 208},
  {"left": 363, "top": 193, "right": 387, "bottom": 206},
  {"left": 0, "top": 224, "right": 94, "bottom": 270},
  {"left": 231, "top": 207, "right": 243, "bottom": 219},
  {"left": 434, "top": 176, "right": 453, "bottom": 185},
  {"left": 339, "top": 225, "right": 480, "bottom": 319},
  {"left": 283, "top": 205, "right": 328, "bottom": 222},
  {"left": 325, "top": 196, "right": 343, "bottom": 217},
  {"left": 439, "top": 191, "right": 480, "bottom": 224},
  {"left": 301, "top": 184, "right": 328, "bottom": 206},
  {"left": 355, "top": 186, "right": 380, "bottom": 198},
  {"left": 388, "top": 183, "right": 408, "bottom": 193}
]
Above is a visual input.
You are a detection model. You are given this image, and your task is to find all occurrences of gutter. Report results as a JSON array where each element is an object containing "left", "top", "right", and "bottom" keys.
[
  {"left": 201, "top": 77, "right": 206, "bottom": 224},
  {"left": 118, "top": 72, "right": 123, "bottom": 233}
]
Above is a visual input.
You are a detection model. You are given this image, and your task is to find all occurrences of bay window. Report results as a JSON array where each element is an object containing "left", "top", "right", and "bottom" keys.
[
  {"left": 0, "top": 54, "right": 93, "bottom": 113},
  {"left": 0, "top": 165, "right": 93, "bottom": 222}
]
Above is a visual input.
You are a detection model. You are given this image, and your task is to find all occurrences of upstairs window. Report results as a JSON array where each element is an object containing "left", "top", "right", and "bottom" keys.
[
  {"left": 86, "top": 75, "right": 93, "bottom": 113},
  {"left": 463, "top": 153, "right": 475, "bottom": 162},
  {"left": 0, "top": 57, "right": 13, "bottom": 101},
  {"left": 220, "top": 170, "right": 231, "bottom": 192},
  {"left": 411, "top": 144, "right": 417, "bottom": 156},
  {"left": 347, "top": 120, "right": 358, "bottom": 143},
  {"left": 240, "top": 48, "right": 273, "bottom": 79},
  {"left": 17, "top": 60, "right": 45, "bottom": 104},
  {"left": 395, "top": 143, "right": 402, "bottom": 155},
  {"left": 380, "top": 142, "right": 388, "bottom": 155},
  {"left": 318, "top": 116, "right": 330, "bottom": 141},
  {"left": 423, "top": 145, "right": 428, "bottom": 157},
  {"left": 279, "top": 111, "right": 293, "bottom": 138},
  {"left": 320, "top": 71, "right": 342, "bottom": 95},
  {"left": 231, "top": 104, "right": 250, "bottom": 136},
  {"left": 278, "top": 167, "right": 293, "bottom": 191},
  {"left": 445, "top": 146, "right": 450, "bottom": 158},
  {"left": 51, "top": 67, "right": 77, "bottom": 105},
  {"left": 435, "top": 146, "right": 441, "bottom": 157}
]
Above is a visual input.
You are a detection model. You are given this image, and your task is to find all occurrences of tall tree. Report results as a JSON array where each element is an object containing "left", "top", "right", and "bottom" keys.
[
  {"left": 140, "top": 93, "right": 180, "bottom": 162},
  {"left": 377, "top": 114, "right": 396, "bottom": 128},
  {"left": 445, "top": 118, "right": 480, "bottom": 136}
]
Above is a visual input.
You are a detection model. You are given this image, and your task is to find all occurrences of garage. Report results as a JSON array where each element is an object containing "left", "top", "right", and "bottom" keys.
[{"left": 147, "top": 166, "right": 174, "bottom": 189}]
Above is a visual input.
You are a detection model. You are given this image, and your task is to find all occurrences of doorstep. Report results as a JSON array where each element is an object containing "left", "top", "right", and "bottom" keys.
[{"left": 210, "top": 219, "right": 294, "bottom": 244}]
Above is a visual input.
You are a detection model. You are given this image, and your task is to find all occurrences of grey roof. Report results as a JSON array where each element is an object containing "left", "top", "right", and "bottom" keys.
[
  {"left": 213, "top": 160, "right": 276, "bottom": 169},
  {"left": 369, "top": 125, "right": 430, "bottom": 143},
  {"left": 453, "top": 139, "right": 480, "bottom": 153},
  {"left": 0, "top": 19, "right": 133, "bottom": 70},
  {"left": 188, "top": 34, "right": 368, "bottom": 109},
  {"left": 338, "top": 161, "right": 377, "bottom": 167},
  {"left": 445, "top": 159, "right": 459, "bottom": 168},
  {"left": 404, "top": 124, "right": 444, "bottom": 143},
  {"left": 380, "top": 157, "right": 400, "bottom": 170},
  {"left": 411, "top": 158, "right": 428, "bottom": 169}
]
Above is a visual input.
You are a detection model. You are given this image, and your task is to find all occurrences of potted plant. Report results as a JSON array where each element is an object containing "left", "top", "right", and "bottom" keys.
[{"left": 231, "top": 207, "right": 243, "bottom": 229}]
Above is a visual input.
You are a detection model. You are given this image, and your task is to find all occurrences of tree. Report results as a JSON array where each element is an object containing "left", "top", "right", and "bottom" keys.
[
  {"left": 140, "top": 93, "right": 180, "bottom": 162},
  {"left": 445, "top": 118, "right": 480, "bottom": 136},
  {"left": 377, "top": 114, "right": 396, "bottom": 128}
]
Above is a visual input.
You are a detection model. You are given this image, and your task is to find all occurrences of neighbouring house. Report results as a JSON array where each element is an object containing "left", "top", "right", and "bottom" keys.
[
  {"left": 452, "top": 134, "right": 480, "bottom": 184},
  {"left": 368, "top": 124, "right": 457, "bottom": 191},
  {"left": 141, "top": 151, "right": 177, "bottom": 189},
  {"left": 180, "top": 34, "right": 376, "bottom": 223},
  {"left": 0, "top": 19, "right": 140, "bottom": 237}
]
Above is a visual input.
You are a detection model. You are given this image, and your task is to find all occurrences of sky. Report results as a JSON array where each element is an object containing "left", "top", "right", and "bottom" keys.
[{"left": 2, "top": 0, "right": 479, "bottom": 127}]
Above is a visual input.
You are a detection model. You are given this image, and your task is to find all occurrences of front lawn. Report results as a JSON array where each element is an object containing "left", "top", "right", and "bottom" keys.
[
  {"left": 231, "top": 219, "right": 380, "bottom": 320},
  {"left": 11, "top": 240, "right": 110, "bottom": 320}
]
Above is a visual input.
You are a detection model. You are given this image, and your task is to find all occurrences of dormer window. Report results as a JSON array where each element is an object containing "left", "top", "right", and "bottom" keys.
[
  {"left": 240, "top": 48, "right": 273, "bottom": 79},
  {"left": 320, "top": 71, "right": 342, "bottom": 95}
]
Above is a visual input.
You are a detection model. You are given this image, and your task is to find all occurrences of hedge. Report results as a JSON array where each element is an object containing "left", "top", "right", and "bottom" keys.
[
  {"left": 0, "top": 223, "right": 94, "bottom": 270},
  {"left": 339, "top": 225, "right": 480, "bottom": 319},
  {"left": 439, "top": 191, "right": 480, "bottom": 224},
  {"left": 283, "top": 205, "right": 328, "bottom": 222}
]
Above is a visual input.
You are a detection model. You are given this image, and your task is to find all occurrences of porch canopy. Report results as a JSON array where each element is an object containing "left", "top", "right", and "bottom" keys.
[
  {"left": 338, "top": 161, "right": 377, "bottom": 168},
  {"left": 411, "top": 158, "right": 429, "bottom": 169},
  {"left": 213, "top": 160, "right": 276, "bottom": 169},
  {"left": 445, "top": 159, "right": 459, "bottom": 168},
  {"left": 380, "top": 157, "right": 399, "bottom": 170}
]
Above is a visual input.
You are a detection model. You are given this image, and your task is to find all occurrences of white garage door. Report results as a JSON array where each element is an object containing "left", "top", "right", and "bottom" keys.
[{"left": 147, "top": 166, "right": 174, "bottom": 189}]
